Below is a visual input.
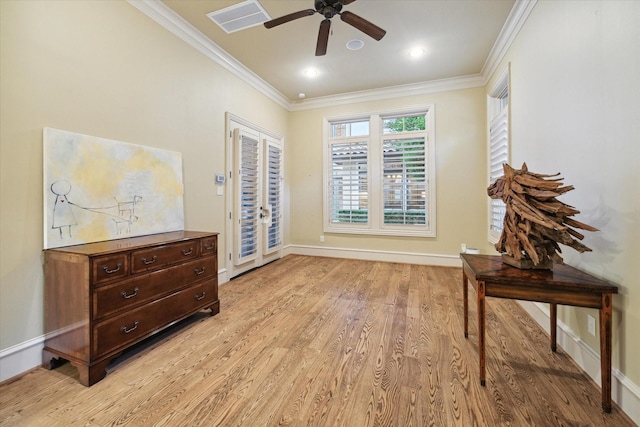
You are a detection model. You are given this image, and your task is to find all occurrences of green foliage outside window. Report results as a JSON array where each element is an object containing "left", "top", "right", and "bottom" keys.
[{"left": 383, "top": 115, "right": 426, "bottom": 133}]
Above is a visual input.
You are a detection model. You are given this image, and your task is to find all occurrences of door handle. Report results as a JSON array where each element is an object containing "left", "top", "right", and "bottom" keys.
[{"left": 261, "top": 205, "right": 272, "bottom": 226}]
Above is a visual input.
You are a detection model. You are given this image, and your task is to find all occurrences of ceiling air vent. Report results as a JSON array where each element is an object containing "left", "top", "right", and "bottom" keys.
[{"left": 206, "top": 0, "right": 271, "bottom": 34}]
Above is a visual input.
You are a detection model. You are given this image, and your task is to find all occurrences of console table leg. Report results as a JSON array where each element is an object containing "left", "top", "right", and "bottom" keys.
[
  {"left": 477, "top": 280, "right": 486, "bottom": 386},
  {"left": 550, "top": 303, "right": 557, "bottom": 352},
  {"left": 462, "top": 271, "right": 468, "bottom": 338},
  {"left": 600, "top": 293, "right": 613, "bottom": 413}
]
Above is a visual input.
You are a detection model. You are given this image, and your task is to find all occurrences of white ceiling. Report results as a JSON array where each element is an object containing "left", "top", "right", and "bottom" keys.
[{"left": 159, "top": 0, "right": 517, "bottom": 104}]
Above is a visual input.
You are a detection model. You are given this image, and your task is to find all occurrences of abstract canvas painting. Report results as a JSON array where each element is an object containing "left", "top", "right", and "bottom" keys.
[{"left": 43, "top": 128, "right": 184, "bottom": 249}]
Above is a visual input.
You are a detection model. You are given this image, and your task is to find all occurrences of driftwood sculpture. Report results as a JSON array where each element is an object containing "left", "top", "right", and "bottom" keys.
[{"left": 487, "top": 163, "right": 598, "bottom": 269}]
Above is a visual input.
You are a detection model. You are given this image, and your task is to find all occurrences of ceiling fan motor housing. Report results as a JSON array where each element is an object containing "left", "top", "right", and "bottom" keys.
[{"left": 315, "top": 1, "right": 343, "bottom": 18}]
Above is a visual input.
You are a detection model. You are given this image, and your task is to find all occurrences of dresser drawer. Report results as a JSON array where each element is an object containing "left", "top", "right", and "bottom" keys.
[
  {"left": 93, "top": 279, "right": 217, "bottom": 358},
  {"left": 201, "top": 236, "right": 217, "bottom": 258},
  {"left": 92, "top": 254, "right": 129, "bottom": 284},
  {"left": 93, "top": 256, "right": 217, "bottom": 320},
  {"left": 131, "top": 241, "right": 200, "bottom": 273}
]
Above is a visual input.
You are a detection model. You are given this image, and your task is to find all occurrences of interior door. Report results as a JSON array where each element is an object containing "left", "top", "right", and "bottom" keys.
[{"left": 228, "top": 118, "right": 283, "bottom": 278}]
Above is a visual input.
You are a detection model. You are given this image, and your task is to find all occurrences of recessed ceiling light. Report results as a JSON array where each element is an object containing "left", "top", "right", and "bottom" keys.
[
  {"left": 303, "top": 68, "right": 319, "bottom": 78},
  {"left": 346, "top": 39, "right": 364, "bottom": 51},
  {"left": 409, "top": 47, "right": 425, "bottom": 57},
  {"left": 298, "top": 93, "right": 306, "bottom": 99}
]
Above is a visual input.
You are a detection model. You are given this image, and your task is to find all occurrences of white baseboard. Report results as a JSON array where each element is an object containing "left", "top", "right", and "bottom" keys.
[
  {"left": 218, "top": 268, "right": 229, "bottom": 285},
  {"left": 0, "top": 335, "right": 45, "bottom": 383},
  {"left": 518, "top": 300, "right": 640, "bottom": 424},
  {"left": 285, "top": 244, "right": 462, "bottom": 267}
]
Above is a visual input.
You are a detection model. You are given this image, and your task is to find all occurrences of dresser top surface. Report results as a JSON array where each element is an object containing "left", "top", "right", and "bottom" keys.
[{"left": 44, "top": 231, "right": 218, "bottom": 256}]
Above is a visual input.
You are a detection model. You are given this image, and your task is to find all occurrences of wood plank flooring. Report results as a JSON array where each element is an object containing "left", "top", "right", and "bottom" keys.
[{"left": 0, "top": 255, "right": 634, "bottom": 426}]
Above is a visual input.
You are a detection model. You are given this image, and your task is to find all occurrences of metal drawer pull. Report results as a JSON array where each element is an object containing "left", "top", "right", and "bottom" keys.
[
  {"left": 120, "top": 320, "right": 139, "bottom": 334},
  {"left": 141, "top": 255, "right": 157, "bottom": 265},
  {"left": 194, "top": 267, "right": 206, "bottom": 275},
  {"left": 120, "top": 287, "right": 139, "bottom": 299},
  {"left": 195, "top": 292, "right": 206, "bottom": 301},
  {"left": 204, "top": 243, "right": 215, "bottom": 250},
  {"left": 182, "top": 247, "right": 194, "bottom": 256},
  {"left": 102, "top": 263, "right": 122, "bottom": 274}
]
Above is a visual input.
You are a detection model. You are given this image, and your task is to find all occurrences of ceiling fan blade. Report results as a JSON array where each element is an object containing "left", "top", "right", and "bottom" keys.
[
  {"left": 315, "top": 19, "right": 331, "bottom": 56},
  {"left": 264, "top": 9, "right": 315, "bottom": 29},
  {"left": 340, "top": 0, "right": 357, "bottom": 5},
  {"left": 339, "top": 10, "right": 386, "bottom": 41}
]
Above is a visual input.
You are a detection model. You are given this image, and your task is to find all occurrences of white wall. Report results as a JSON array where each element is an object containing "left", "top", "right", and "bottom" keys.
[
  {"left": 0, "top": 0, "right": 288, "bottom": 374},
  {"left": 488, "top": 0, "right": 639, "bottom": 418},
  {"left": 288, "top": 87, "right": 491, "bottom": 262}
]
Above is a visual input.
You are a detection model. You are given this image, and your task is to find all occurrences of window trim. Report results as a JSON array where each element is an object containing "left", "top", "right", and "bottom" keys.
[
  {"left": 487, "top": 65, "right": 510, "bottom": 244},
  {"left": 323, "top": 106, "right": 436, "bottom": 237}
]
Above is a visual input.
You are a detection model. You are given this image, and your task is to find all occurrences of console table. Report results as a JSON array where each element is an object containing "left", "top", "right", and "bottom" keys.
[{"left": 460, "top": 253, "right": 618, "bottom": 412}]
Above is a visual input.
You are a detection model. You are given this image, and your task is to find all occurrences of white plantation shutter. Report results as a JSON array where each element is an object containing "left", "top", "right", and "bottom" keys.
[
  {"left": 234, "top": 129, "right": 259, "bottom": 265},
  {"left": 264, "top": 138, "right": 282, "bottom": 253},
  {"left": 329, "top": 140, "right": 369, "bottom": 224},
  {"left": 487, "top": 66, "right": 510, "bottom": 243},
  {"left": 489, "top": 106, "right": 508, "bottom": 235},
  {"left": 382, "top": 137, "right": 427, "bottom": 226}
]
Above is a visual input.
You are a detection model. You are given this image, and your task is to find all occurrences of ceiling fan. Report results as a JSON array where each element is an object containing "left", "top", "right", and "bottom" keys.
[{"left": 263, "top": 0, "right": 386, "bottom": 56}]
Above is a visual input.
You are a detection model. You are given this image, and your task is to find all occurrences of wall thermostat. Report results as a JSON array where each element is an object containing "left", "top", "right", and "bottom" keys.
[{"left": 215, "top": 173, "right": 225, "bottom": 184}]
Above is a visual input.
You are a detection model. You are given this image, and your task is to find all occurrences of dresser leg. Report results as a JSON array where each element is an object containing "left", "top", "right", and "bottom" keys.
[
  {"left": 42, "top": 348, "right": 67, "bottom": 369},
  {"left": 209, "top": 300, "right": 220, "bottom": 316},
  {"left": 43, "top": 348, "right": 109, "bottom": 386},
  {"left": 76, "top": 359, "right": 111, "bottom": 386}
]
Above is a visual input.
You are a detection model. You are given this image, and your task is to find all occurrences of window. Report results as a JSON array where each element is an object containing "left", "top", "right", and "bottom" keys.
[
  {"left": 324, "top": 109, "right": 435, "bottom": 237},
  {"left": 487, "top": 66, "right": 510, "bottom": 243}
]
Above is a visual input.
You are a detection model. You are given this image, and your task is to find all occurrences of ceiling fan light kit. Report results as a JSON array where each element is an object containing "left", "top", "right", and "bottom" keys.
[{"left": 263, "top": 0, "right": 386, "bottom": 56}]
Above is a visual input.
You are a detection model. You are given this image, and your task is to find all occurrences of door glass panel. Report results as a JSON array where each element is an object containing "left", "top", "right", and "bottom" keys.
[
  {"left": 265, "top": 140, "right": 282, "bottom": 253},
  {"left": 235, "top": 131, "right": 259, "bottom": 264}
]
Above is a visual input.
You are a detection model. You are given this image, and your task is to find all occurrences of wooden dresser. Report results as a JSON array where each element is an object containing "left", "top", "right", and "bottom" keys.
[{"left": 42, "top": 231, "right": 219, "bottom": 386}]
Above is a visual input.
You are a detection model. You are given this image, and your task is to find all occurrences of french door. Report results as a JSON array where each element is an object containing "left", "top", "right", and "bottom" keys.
[{"left": 227, "top": 116, "right": 283, "bottom": 278}]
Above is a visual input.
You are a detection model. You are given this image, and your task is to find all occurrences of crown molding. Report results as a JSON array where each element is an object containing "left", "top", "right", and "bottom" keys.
[
  {"left": 481, "top": 0, "right": 537, "bottom": 82},
  {"left": 127, "top": 0, "right": 290, "bottom": 110},
  {"left": 288, "top": 74, "right": 486, "bottom": 111},
  {"left": 128, "top": 0, "right": 537, "bottom": 112}
]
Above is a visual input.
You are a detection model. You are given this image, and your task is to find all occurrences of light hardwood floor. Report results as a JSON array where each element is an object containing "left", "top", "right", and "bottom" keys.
[{"left": 0, "top": 255, "right": 634, "bottom": 426}]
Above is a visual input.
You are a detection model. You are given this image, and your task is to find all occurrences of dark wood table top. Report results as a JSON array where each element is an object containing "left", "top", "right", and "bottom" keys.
[{"left": 460, "top": 254, "right": 618, "bottom": 294}]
